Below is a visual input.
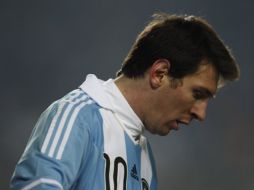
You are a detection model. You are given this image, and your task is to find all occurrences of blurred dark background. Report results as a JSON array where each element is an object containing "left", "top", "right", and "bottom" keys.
[{"left": 1, "top": 1, "right": 253, "bottom": 189}]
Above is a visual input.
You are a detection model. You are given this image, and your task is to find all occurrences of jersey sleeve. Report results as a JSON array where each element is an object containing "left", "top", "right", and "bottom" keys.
[{"left": 10, "top": 96, "right": 96, "bottom": 190}]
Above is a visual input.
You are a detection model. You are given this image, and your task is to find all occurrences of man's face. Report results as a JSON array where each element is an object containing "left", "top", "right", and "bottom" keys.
[{"left": 144, "top": 63, "right": 219, "bottom": 136}]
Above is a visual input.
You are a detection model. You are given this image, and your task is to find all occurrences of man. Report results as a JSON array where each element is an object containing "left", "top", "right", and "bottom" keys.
[{"left": 11, "top": 13, "right": 239, "bottom": 190}]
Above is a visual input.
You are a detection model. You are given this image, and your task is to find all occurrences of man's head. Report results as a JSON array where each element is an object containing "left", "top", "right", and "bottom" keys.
[
  {"left": 117, "top": 12, "right": 239, "bottom": 86},
  {"left": 140, "top": 59, "right": 219, "bottom": 135},
  {"left": 115, "top": 13, "right": 240, "bottom": 135}
]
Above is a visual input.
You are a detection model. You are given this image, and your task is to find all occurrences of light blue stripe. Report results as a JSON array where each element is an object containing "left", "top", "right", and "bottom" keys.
[{"left": 124, "top": 133, "right": 142, "bottom": 190}]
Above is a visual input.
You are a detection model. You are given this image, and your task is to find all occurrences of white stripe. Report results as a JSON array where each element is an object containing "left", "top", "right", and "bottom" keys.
[
  {"left": 48, "top": 96, "right": 88, "bottom": 157},
  {"left": 41, "top": 103, "right": 65, "bottom": 154},
  {"left": 56, "top": 100, "right": 93, "bottom": 159},
  {"left": 41, "top": 91, "right": 82, "bottom": 154},
  {"left": 100, "top": 109, "right": 127, "bottom": 190},
  {"left": 21, "top": 178, "right": 63, "bottom": 190}
]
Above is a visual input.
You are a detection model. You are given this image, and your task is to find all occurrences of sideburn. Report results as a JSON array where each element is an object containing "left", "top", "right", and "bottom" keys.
[{"left": 170, "top": 78, "right": 183, "bottom": 89}]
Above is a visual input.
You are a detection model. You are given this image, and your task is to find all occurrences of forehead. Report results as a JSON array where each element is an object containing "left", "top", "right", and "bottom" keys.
[{"left": 183, "top": 63, "right": 219, "bottom": 94}]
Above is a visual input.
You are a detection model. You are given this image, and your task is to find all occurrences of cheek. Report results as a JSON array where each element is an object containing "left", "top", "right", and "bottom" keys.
[{"left": 171, "top": 93, "right": 194, "bottom": 112}]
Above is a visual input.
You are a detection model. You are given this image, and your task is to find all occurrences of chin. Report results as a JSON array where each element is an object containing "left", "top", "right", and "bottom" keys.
[
  {"left": 159, "top": 131, "right": 171, "bottom": 136},
  {"left": 156, "top": 128, "right": 171, "bottom": 136},
  {"left": 146, "top": 124, "right": 171, "bottom": 136}
]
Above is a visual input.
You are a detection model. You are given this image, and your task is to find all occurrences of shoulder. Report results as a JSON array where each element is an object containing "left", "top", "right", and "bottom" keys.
[
  {"left": 38, "top": 89, "right": 103, "bottom": 142},
  {"left": 55, "top": 89, "right": 103, "bottom": 130}
]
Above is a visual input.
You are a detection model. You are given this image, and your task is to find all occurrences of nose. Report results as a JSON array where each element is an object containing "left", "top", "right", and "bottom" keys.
[{"left": 190, "top": 100, "right": 209, "bottom": 121}]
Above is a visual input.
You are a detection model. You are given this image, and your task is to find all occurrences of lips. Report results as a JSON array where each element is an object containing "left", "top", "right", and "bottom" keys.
[{"left": 172, "top": 120, "right": 179, "bottom": 130}]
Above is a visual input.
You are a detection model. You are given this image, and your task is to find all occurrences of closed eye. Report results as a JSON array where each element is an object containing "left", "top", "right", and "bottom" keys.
[{"left": 193, "top": 88, "right": 214, "bottom": 100}]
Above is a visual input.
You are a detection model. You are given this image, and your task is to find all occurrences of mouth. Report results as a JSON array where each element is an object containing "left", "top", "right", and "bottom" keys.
[{"left": 171, "top": 120, "right": 179, "bottom": 131}]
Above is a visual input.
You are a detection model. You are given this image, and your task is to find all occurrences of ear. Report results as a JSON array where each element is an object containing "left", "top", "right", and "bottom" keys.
[{"left": 149, "top": 59, "right": 170, "bottom": 89}]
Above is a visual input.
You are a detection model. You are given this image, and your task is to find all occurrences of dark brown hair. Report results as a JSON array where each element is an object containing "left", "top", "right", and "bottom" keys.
[{"left": 117, "top": 13, "right": 240, "bottom": 82}]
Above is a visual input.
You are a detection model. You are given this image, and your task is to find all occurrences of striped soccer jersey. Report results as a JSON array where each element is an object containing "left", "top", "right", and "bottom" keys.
[{"left": 11, "top": 74, "right": 157, "bottom": 190}]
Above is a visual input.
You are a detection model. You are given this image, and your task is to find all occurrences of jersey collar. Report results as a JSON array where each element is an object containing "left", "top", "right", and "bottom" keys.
[{"left": 80, "top": 74, "right": 144, "bottom": 143}]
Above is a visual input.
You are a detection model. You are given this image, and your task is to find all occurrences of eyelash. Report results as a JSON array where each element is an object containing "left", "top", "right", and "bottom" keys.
[{"left": 193, "top": 90, "right": 206, "bottom": 100}]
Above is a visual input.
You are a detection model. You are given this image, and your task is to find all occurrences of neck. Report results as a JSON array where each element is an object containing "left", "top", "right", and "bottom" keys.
[{"left": 114, "top": 75, "right": 149, "bottom": 121}]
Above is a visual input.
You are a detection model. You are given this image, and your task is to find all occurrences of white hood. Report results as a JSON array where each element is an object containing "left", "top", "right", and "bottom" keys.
[{"left": 79, "top": 74, "right": 144, "bottom": 141}]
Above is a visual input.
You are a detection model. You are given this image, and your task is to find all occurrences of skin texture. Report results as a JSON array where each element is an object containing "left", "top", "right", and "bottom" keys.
[{"left": 115, "top": 59, "right": 219, "bottom": 136}]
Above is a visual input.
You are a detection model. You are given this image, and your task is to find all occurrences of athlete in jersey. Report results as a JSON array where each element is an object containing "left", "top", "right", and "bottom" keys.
[
  {"left": 10, "top": 74, "right": 157, "bottom": 190},
  {"left": 11, "top": 12, "right": 240, "bottom": 190}
]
